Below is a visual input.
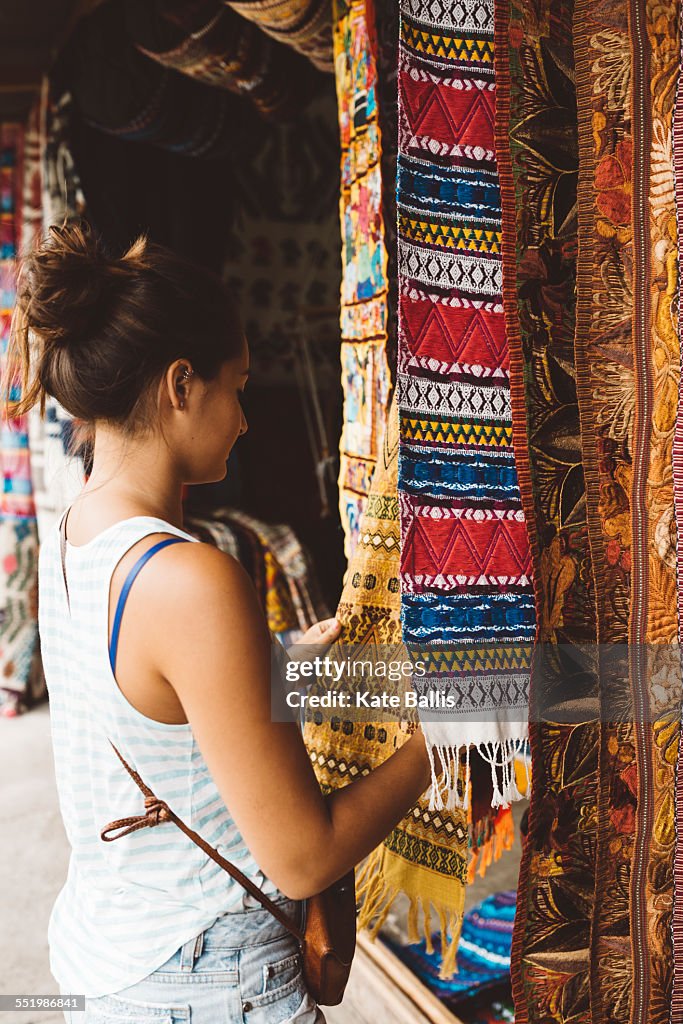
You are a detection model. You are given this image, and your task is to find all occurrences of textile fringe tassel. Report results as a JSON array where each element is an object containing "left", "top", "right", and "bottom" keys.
[
  {"left": 425, "top": 737, "right": 529, "bottom": 812},
  {"left": 355, "top": 843, "right": 465, "bottom": 979},
  {"left": 467, "top": 806, "right": 515, "bottom": 883}
]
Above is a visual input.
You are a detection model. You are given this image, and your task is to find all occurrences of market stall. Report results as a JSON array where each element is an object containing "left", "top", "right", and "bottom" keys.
[{"left": 1, "top": 0, "right": 680, "bottom": 1022}]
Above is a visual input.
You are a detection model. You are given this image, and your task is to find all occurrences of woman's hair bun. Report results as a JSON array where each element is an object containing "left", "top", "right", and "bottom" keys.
[
  {"left": 18, "top": 221, "right": 138, "bottom": 353},
  {"left": 4, "top": 218, "right": 243, "bottom": 431}
]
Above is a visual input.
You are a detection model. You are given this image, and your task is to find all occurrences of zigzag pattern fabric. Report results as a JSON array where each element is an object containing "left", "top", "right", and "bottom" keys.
[
  {"left": 396, "top": 0, "right": 535, "bottom": 809},
  {"left": 303, "top": 395, "right": 478, "bottom": 978}
]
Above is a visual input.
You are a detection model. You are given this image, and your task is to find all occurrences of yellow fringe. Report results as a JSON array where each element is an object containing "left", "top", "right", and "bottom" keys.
[{"left": 354, "top": 842, "right": 465, "bottom": 979}]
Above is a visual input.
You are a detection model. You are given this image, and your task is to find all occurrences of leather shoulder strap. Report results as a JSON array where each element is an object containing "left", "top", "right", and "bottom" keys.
[
  {"left": 102, "top": 741, "right": 306, "bottom": 943},
  {"left": 59, "top": 508, "right": 71, "bottom": 614}
]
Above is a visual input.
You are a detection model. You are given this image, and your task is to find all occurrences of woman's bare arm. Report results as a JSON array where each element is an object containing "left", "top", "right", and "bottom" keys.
[{"left": 149, "top": 543, "right": 436, "bottom": 900}]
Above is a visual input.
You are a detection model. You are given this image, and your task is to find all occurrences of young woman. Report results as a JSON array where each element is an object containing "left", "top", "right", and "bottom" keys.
[{"left": 6, "top": 223, "right": 438, "bottom": 1024}]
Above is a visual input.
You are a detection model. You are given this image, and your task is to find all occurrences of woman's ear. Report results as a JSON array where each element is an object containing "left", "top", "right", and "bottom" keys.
[{"left": 163, "top": 360, "right": 193, "bottom": 410}]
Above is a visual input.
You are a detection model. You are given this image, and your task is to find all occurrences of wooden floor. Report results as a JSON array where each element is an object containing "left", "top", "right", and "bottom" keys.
[{"left": 325, "top": 933, "right": 465, "bottom": 1024}]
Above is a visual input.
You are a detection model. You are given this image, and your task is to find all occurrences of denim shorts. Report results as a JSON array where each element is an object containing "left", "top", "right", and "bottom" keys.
[{"left": 60, "top": 894, "right": 326, "bottom": 1024}]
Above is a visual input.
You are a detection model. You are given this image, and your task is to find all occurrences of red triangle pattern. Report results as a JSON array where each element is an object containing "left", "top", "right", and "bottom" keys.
[
  {"left": 402, "top": 296, "right": 508, "bottom": 371},
  {"left": 403, "top": 517, "right": 533, "bottom": 578},
  {"left": 400, "top": 70, "right": 495, "bottom": 151}
]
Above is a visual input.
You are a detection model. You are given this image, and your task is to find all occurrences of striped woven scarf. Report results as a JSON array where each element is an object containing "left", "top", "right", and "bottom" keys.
[{"left": 396, "top": 0, "right": 535, "bottom": 811}]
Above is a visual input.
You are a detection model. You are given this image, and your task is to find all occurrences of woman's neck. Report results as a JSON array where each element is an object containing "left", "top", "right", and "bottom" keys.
[{"left": 77, "top": 426, "right": 185, "bottom": 528}]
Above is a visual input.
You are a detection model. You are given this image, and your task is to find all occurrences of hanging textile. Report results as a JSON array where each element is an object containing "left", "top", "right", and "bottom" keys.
[
  {"left": 304, "top": 394, "right": 479, "bottom": 978},
  {"left": 493, "top": 0, "right": 682, "bottom": 1019},
  {"left": 493, "top": 0, "right": 600, "bottom": 1019},
  {"left": 222, "top": 85, "right": 341, "bottom": 385},
  {"left": 673, "top": 3, "right": 683, "bottom": 1016},
  {"left": 383, "top": 889, "right": 516, "bottom": 1011},
  {"left": 41, "top": 91, "right": 87, "bottom": 227},
  {"left": 368, "top": 0, "right": 399, "bottom": 376},
  {"left": 335, "top": 0, "right": 392, "bottom": 558},
  {"left": 576, "top": 1, "right": 680, "bottom": 1020},
  {"left": 184, "top": 509, "right": 328, "bottom": 643},
  {"left": 574, "top": 3, "right": 678, "bottom": 1021},
  {"left": 224, "top": 0, "right": 333, "bottom": 73},
  {"left": 23, "top": 87, "right": 87, "bottom": 548},
  {"left": 124, "top": 0, "right": 319, "bottom": 121},
  {"left": 220, "top": 508, "right": 329, "bottom": 632},
  {"left": 396, "top": 0, "right": 535, "bottom": 812},
  {"left": 0, "top": 123, "right": 42, "bottom": 717},
  {"left": 65, "top": 0, "right": 260, "bottom": 160}
]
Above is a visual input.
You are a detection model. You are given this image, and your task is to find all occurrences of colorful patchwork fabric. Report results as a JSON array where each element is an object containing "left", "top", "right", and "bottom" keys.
[
  {"left": 0, "top": 124, "right": 41, "bottom": 717},
  {"left": 397, "top": 0, "right": 535, "bottom": 811},
  {"left": 24, "top": 89, "right": 87, "bottom": 550},
  {"left": 369, "top": 0, "right": 400, "bottom": 377},
  {"left": 224, "top": 0, "right": 333, "bottom": 72},
  {"left": 125, "top": 0, "right": 320, "bottom": 120},
  {"left": 334, "top": 0, "right": 392, "bottom": 558}
]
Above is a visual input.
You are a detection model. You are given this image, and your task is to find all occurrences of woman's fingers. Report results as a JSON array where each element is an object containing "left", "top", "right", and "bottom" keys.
[
  {"left": 289, "top": 618, "right": 342, "bottom": 661},
  {"left": 301, "top": 617, "right": 340, "bottom": 644},
  {"left": 317, "top": 617, "right": 341, "bottom": 638}
]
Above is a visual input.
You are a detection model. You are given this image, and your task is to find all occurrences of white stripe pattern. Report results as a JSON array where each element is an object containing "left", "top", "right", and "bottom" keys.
[
  {"left": 40, "top": 512, "right": 281, "bottom": 997},
  {"left": 398, "top": 371, "right": 512, "bottom": 421}
]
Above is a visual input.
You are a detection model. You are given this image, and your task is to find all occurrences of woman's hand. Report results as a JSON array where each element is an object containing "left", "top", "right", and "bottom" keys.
[
  {"left": 298, "top": 617, "right": 341, "bottom": 647},
  {"left": 287, "top": 617, "right": 341, "bottom": 663}
]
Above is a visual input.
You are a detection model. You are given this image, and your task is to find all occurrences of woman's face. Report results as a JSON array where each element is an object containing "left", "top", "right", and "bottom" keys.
[{"left": 175, "top": 336, "right": 249, "bottom": 484}]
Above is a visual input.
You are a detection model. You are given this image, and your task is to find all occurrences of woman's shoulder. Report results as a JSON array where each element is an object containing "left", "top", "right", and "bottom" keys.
[
  {"left": 137, "top": 536, "right": 264, "bottom": 633},
  {"left": 137, "top": 533, "right": 251, "bottom": 594}
]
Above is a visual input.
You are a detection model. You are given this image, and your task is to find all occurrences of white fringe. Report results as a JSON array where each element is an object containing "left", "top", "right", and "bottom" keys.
[{"left": 423, "top": 720, "right": 529, "bottom": 812}]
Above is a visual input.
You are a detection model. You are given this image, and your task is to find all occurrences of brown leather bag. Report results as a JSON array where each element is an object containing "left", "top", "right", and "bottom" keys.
[
  {"left": 57, "top": 512, "right": 356, "bottom": 1005},
  {"left": 101, "top": 742, "right": 357, "bottom": 1006}
]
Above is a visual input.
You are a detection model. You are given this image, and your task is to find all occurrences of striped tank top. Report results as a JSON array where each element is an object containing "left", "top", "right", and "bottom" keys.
[{"left": 39, "top": 507, "right": 283, "bottom": 998}]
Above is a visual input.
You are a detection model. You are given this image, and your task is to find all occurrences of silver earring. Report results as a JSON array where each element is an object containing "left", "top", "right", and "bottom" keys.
[{"left": 177, "top": 368, "right": 192, "bottom": 408}]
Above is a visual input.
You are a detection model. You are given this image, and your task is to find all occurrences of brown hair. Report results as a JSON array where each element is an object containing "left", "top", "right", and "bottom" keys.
[{"left": 4, "top": 222, "right": 243, "bottom": 439}]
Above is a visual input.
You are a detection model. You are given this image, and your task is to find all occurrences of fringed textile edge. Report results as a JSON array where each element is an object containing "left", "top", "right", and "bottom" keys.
[
  {"left": 424, "top": 734, "right": 529, "bottom": 813},
  {"left": 354, "top": 844, "right": 465, "bottom": 979},
  {"left": 467, "top": 806, "right": 516, "bottom": 884}
]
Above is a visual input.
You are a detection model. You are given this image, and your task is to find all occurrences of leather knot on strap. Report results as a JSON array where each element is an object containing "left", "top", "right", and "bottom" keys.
[
  {"left": 101, "top": 795, "right": 172, "bottom": 842},
  {"left": 144, "top": 795, "right": 172, "bottom": 825}
]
